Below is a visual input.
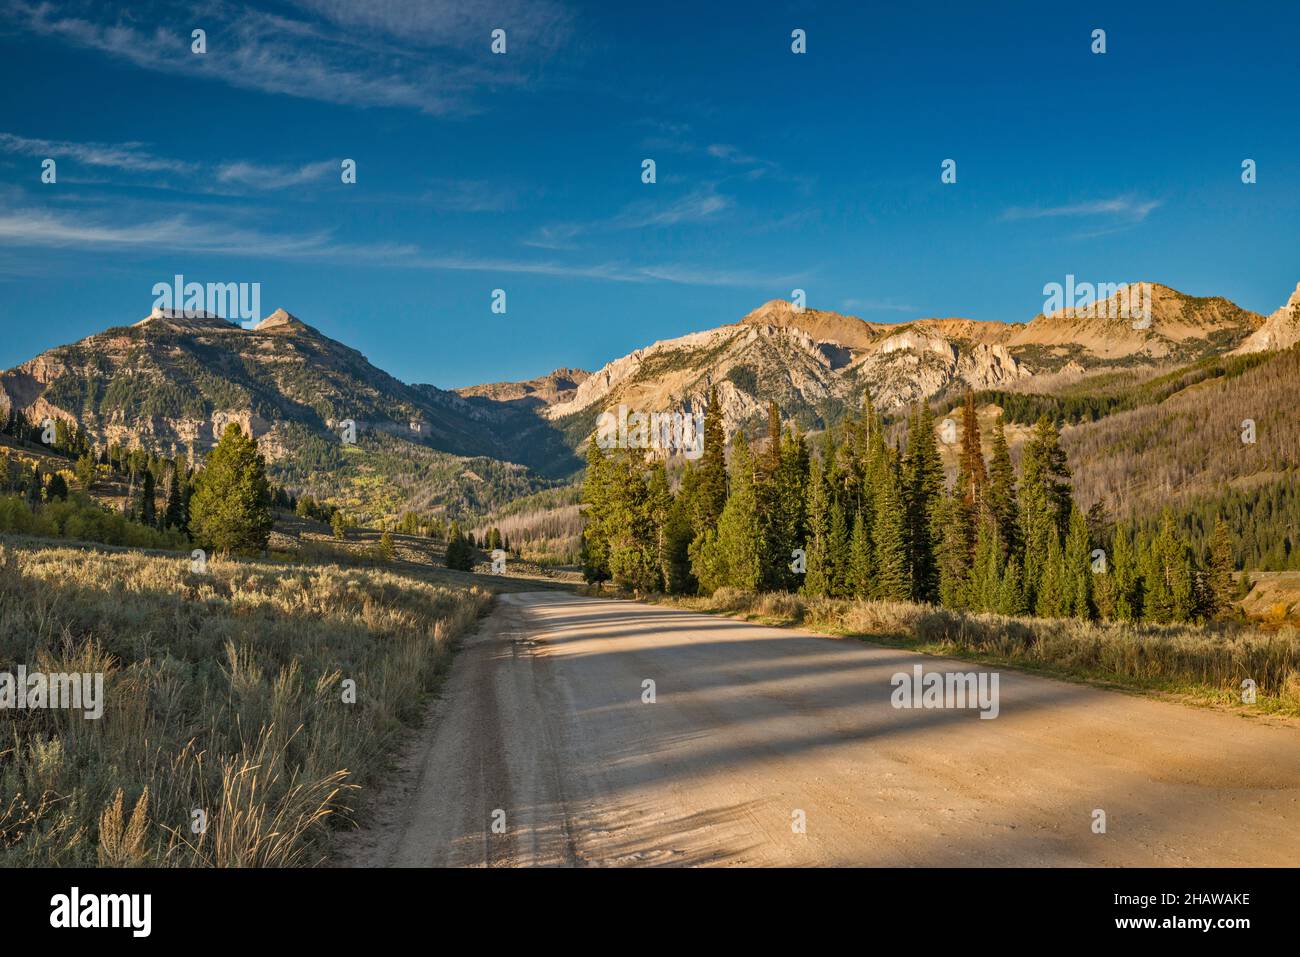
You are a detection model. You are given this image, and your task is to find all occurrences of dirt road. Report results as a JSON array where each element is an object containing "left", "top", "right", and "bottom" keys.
[{"left": 345, "top": 592, "right": 1300, "bottom": 867}]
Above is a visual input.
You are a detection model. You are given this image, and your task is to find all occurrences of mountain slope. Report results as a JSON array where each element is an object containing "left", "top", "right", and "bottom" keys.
[
  {"left": 1236, "top": 282, "right": 1300, "bottom": 354},
  {"left": 0, "top": 308, "right": 577, "bottom": 520},
  {"left": 543, "top": 284, "right": 1266, "bottom": 443}
]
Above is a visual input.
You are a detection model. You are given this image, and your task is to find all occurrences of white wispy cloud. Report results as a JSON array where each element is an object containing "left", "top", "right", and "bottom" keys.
[
  {"left": 0, "top": 129, "right": 350, "bottom": 196},
  {"left": 0, "top": 204, "right": 795, "bottom": 287},
  {"left": 526, "top": 186, "right": 732, "bottom": 248},
  {"left": 0, "top": 132, "right": 197, "bottom": 175},
  {"left": 6, "top": 0, "right": 568, "bottom": 115},
  {"left": 215, "top": 160, "right": 339, "bottom": 190},
  {"left": 1001, "top": 195, "right": 1161, "bottom": 223},
  {"left": 0, "top": 206, "right": 342, "bottom": 257}
]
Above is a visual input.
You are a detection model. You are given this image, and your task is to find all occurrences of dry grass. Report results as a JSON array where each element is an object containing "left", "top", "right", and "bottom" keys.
[
  {"left": 0, "top": 539, "right": 490, "bottom": 866},
  {"left": 643, "top": 587, "right": 1300, "bottom": 715}
]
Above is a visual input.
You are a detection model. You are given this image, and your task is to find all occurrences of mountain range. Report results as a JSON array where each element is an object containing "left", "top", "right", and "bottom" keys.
[{"left": 2, "top": 280, "right": 1297, "bottom": 523}]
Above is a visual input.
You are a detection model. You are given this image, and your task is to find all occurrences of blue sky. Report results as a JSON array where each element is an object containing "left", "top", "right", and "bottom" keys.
[{"left": 0, "top": 0, "right": 1297, "bottom": 388}]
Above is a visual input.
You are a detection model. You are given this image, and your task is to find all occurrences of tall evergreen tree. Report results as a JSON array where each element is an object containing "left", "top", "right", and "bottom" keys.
[
  {"left": 188, "top": 424, "right": 272, "bottom": 555},
  {"left": 580, "top": 440, "right": 615, "bottom": 583},
  {"left": 1018, "top": 416, "right": 1074, "bottom": 604},
  {"left": 935, "top": 491, "right": 974, "bottom": 608},
  {"left": 985, "top": 414, "right": 1019, "bottom": 558},
  {"left": 136, "top": 466, "right": 157, "bottom": 527},
  {"left": 694, "top": 434, "right": 763, "bottom": 593},
  {"left": 902, "top": 401, "right": 944, "bottom": 601},
  {"left": 957, "top": 389, "right": 988, "bottom": 508},
  {"left": 1062, "top": 505, "right": 1094, "bottom": 619},
  {"left": 802, "top": 455, "right": 832, "bottom": 598},
  {"left": 1206, "top": 516, "right": 1236, "bottom": 618},
  {"left": 848, "top": 509, "right": 874, "bottom": 598},
  {"left": 872, "top": 463, "right": 911, "bottom": 601},
  {"left": 606, "top": 453, "right": 659, "bottom": 592},
  {"left": 692, "top": 387, "right": 728, "bottom": 535}
]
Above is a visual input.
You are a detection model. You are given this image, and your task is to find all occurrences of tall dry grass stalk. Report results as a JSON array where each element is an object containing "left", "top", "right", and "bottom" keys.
[{"left": 0, "top": 540, "right": 490, "bottom": 866}]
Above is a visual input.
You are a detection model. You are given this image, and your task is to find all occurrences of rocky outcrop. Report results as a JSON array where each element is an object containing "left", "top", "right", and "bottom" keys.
[{"left": 1235, "top": 282, "right": 1300, "bottom": 354}]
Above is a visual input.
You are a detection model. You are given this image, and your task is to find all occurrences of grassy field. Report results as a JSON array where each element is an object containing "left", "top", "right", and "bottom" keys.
[
  {"left": 636, "top": 587, "right": 1300, "bottom": 717},
  {"left": 0, "top": 538, "right": 491, "bottom": 866}
]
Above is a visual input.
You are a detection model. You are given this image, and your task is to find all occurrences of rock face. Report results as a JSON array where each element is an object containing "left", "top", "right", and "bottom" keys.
[
  {"left": 455, "top": 368, "right": 590, "bottom": 408},
  {"left": 1235, "top": 282, "right": 1300, "bottom": 354},
  {"left": 0, "top": 308, "right": 523, "bottom": 466},
  {"left": 0, "top": 281, "right": 1286, "bottom": 480},
  {"left": 539, "top": 284, "right": 1267, "bottom": 444}
]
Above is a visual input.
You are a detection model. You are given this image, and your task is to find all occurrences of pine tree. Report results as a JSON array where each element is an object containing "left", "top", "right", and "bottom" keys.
[
  {"left": 187, "top": 423, "right": 273, "bottom": 555},
  {"left": 996, "top": 555, "right": 1030, "bottom": 616},
  {"left": 848, "top": 509, "right": 874, "bottom": 598},
  {"left": 985, "top": 414, "right": 1019, "bottom": 558},
  {"left": 379, "top": 526, "right": 396, "bottom": 562},
  {"left": 46, "top": 472, "right": 69, "bottom": 501},
  {"left": 1034, "top": 534, "right": 1068, "bottom": 619},
  {"left": 665, "top": 465, "right": 696, "bottom": 590},
  {"left": 162, "top": 465, "right": 184, "bottom": 530},
  {"left": 331, "top": 509, "right": 346, "bottom": 540},
  {"left": 1108, "top": 523, "right": 1141, "bottom": 621},
  {"left": 1062, "top": 505, "right": 1094, "bottom": 619},
  {"left": 137, "top": 467, "right": 157, "bottom": 527},
  {"left": 692, "top": 386, "right": 728, "bottom": 535},
  {"left": 1019, "top": 416, "right": 1073, "bottom": 604},
  {"left": 75, "top": 453, "right": 96, "bottom": 490},
  {"left": 445, "top": 521, "right": 473, "bottom": 570},
  {"left": 968, "top": 518, "right": 1005, "bottom": 612},
  {"left": 826, "top": 497, "right": 850, "bottom": 597},
  {"left": 606, "top": 453, "right": 659, "bottom": 593},
  {"left": 770, "top": 424, "right": 809, "bottom": 590},
  {"left": 802, "top": 456, "right": 832, "bottom": 598},
  {"left": 872, "top": 464, "right": 910, "bottom": 601},
  {"left": 957, "top": 389, "right": 988, "bottom": 508},
  {"left": 697, "top": 434, "right": 763, "bottom": 593},
  {"left": 935, "top": 491, "right": 974, "bottom": 609},
  {"left": 1207, "top": 516, "right": 1236, "bottom": 618},
  {"left": 580, "top": 440, "right": 614, "bottom": 583},
  {"left": 902, "top": 402, "right": 944, "bottom": 601}
]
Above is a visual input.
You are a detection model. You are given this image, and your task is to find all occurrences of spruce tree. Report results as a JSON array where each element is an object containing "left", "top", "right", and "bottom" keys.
[
  {"left": 902, "top": 401, "right": 944, "bottom": 601},
  {"left": 163, "top": 466, "right": 184, "bottom": 530},
  {"left": 985, "top": 414, "right": 1019, "bottom": 558},
  {"left": 1018, "top": 416, "right": 1073, "bottom": 604},
  {"left": 1035, "top": 534, "right": 1068, "bottom": 619},
  {"left": 802, "top": 456, "right": 832, "bottom": 598},
  {"left": 872, "top": 464, "right": 911, "bottom": 601},
  {"left": 968, "top": 517, "right": 1004, "bottom": 612},
  {"left": 826, "top": 497, "right": 850, "bottom": 597},
  {"left": 1207, "top": 516, "right": 1236, "bottom": 617},
  {"left": 606, "top": 453, "right": 659, "bottom": 592},
  {"left": 1109, "top": 523, "right": 1140, "bottom": 621},
  {"left": 957, "top": 389, "right": 988, "bottom": 508},
  {"left": 704, "top": 434, "right": 763, "bottom": 593},
  {"left": 848, "top": 509, "right": 874, "bottom": 598},
  {"left": 187, "top": 423, "right": 273, "bottom": 555},
  {"left": 580, "top": 440, "right": 614, "bottom": 582},
  {"left": 996, "top": 555, "right": 1030, "bottom": 616},
  {"left": 692, "top": 386, "right": 728, "bottom": 535},
  {"left": 1063, "top": 505, "right": 1094, "bottom": 619},
  {"left": 935, "top": 491, "right": 974, "bottom": 609}
]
